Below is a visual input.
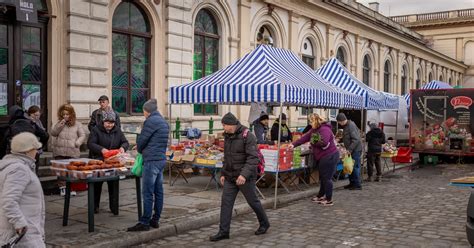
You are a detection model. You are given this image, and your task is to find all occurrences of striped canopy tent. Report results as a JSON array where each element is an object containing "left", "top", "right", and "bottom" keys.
[
  {"left": 404, "top": 80, "right": 453, "bottom": 107},
  {"left": 317, "top": 57, "right": 399, "bottom": 110},
  {"left": 169, "top": 45, "right": 363, "bottom": 109}
]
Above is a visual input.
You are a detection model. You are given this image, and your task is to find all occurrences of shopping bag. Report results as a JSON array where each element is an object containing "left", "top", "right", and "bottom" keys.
[
  {"left": 131, "top": 153, "right": 143, "bottom": 177},
  {"left": 342, "top": 154, "right": 354, "bottom": 175}
]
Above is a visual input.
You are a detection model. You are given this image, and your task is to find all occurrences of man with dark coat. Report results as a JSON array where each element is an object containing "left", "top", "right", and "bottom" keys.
[
  {"left": 252, "top": 112, "right": 274, "bottom": 145},
  {"left": 127, "top": 99, "right": 169, "bottom": 232},
  {"left": 210, "top": 112, "right": 269, "bottom": 242},
  {"left": 88, "top": 111, "right": 129, "bottom": 213},
  {"left": 337, "top": 113, "right": 362, "bottom": 190},
  {"left": 88, "top": 95, "right": 121, "bottom": 131},
  {"left": 271, "top": 113, "right": 292, "bottom": 143},
  {"left": 365, "top": 122, "right": 386, "bottom": 182}
]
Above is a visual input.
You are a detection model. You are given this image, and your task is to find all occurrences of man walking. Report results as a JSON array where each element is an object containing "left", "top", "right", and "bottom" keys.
[
  {"left": 127, "top": 99, "right": 169, "bottom": 232},
  {"left": 336, "top": 113, "right": 362, "bottom": 190},
  {"left": 366, "top": 122, "right": 386, "bottom": 182},
  {"left": 210, "top": 112, "right": 270, "bottom": 241}
]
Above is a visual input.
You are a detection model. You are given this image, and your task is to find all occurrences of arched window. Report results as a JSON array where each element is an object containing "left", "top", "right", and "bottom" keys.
[
  {"left": 362, "top": 55, "right": 371, "bottom": 86},
  {"left": 428, "top": 72, "right": 433, "bottom": 82},
  {"left": 439, "top": 75, "right": 443, "bottom": 81},
  {"left": 256, "top": 25, "right": 275, "bottom": 47},
  {"left": 401, "top": 65, "right": 407, "bottom": 94},
  {"left": 194, "top": 9, "right": 219, "bottom": 115},
  {"left": 336, "top": 47, "right": 346, "bottom": 67},
  {"left": 384, "top": 61, "right": 391, "bottom": 93},
  {"left": 416, "top": 69, "right": 421, "bottom": 89},
  {"left": 301, "top": 38, "right": 315, "bottom": 69},
  {"left": 112, "top": 2, "right": 151, "bottom": 114},
  {"left": 449, "top": 77, "right": 452, "bottom": 84}
]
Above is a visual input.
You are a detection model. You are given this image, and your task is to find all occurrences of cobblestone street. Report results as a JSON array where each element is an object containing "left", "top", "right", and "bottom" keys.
[{"left": 135, "top": 164, "right": 473, "bottom": 247}]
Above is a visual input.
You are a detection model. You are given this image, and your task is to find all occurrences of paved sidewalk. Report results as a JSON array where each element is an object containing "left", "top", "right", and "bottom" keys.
[{"left": 44, "top": 161, "right": 411, "bottom": 247}]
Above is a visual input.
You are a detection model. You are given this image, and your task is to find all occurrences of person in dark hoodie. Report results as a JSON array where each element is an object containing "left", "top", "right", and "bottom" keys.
[
  {"left": 252, "top": 112, "right": 274, "bottom": 145},
  {"left": 210, "top": 112, "right": 269, "bottom": 242},
  {"left": 366, "top": 122, "right": 386, "bottom": 182},
  {"left": 87, "top": 111, "right": 129, "bottom": 214},
  {"left": 290, "top": 113, "right": 339, "bottom": 206},
  {"left": 271, "top": 113, "right": 292, "bottom": 143}
]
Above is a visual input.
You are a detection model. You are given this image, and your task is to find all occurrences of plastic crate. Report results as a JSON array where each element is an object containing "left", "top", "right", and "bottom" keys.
[{"left": 391, "top": 147, "right": 412, "bottom": 163}]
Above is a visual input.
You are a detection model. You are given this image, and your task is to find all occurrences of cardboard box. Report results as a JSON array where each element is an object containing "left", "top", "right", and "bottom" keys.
[{"left": 182, "top": 155, "right": 195, "bottom": 162}]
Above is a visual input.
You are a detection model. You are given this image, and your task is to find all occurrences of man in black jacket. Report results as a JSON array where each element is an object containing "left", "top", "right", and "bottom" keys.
[
  {"left": 88, "top": 95, "right": 121, "bottom": 131},
  {"left": 210, "top": 112, "right": 269, "bottom": 242},
  {"left": 366, "top": 122, "right": 386, "bottom": 182},
  {"left": 271, "top": 113, "right": 292, "bottom": 143},
  {"left": 88, "top": 111, "right": 129, "bottom": 213}
]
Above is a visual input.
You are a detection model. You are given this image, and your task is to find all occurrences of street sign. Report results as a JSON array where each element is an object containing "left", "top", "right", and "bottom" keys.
[{"left": 15, "top": 0, "right": 37, "bottom": 23}]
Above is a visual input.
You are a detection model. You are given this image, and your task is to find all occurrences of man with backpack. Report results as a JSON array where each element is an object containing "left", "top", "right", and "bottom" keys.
[{"left": 210, "top": 112, "right": 269, "bottom": 242}]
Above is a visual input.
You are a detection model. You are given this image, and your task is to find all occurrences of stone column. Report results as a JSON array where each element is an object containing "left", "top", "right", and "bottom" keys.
[
  {"left": 288, "top": 10, "right": 300, "bottom": 126},
  {"left": 326, "top": 24, "right": 336, "bottom": 60},
  {"left": 395, "top": 50, "right": 402, "bottom": 94},
  {"left": 354, "top": 35, "right": 362, "bottom": 80},
  {"left": 238, "top": 0, "right": 252, "bottom": 121},
  {"left": 377, "top": 44, "right": 384, "bottom": 91}
]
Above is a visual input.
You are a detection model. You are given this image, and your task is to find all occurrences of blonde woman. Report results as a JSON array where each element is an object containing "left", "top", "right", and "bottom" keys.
[
  {"left": 50, "top": 104, "right": 85, "bottom": 159},
  {"left": 289, "top": 114, "right": 339, "bottom": 206}
]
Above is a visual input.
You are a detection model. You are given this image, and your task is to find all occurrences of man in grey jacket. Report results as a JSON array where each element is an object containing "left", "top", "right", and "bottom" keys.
[
  {"left": 0, "top": 132, "right": 45, "bottom": 247},
  {"left": 337, "top": 113, "right": 362, "bottom": 190}
]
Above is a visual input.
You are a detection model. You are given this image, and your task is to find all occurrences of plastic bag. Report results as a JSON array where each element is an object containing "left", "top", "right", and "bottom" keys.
[
  {"left": 342, "top": 154, "right": 354, "bottom": 175},
  {"left": 131, "top": 153, "right": 143, "bottom": 177},
  {"left": 102, "top": 149, "right": 121, "bottom": 159}
]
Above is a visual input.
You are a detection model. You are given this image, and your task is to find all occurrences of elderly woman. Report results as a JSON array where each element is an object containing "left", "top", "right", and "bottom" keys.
[
  {"left": 0, "top": 132, "right": 45, "bottom": 247},
  {"left": 289, "top": 113, "right": 339, "bottom": 206}
]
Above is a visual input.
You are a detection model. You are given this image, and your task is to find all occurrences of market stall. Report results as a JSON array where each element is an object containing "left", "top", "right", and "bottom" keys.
[{"left": 169, "top": 45, "right": 365, "bottom": 208}]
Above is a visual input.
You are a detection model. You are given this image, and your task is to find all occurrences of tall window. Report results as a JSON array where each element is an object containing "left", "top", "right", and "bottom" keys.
[
  {"left": 193, "top": 9, "right": 219, "bottom": 115},
  {"left": 401, "top": 65, "right": 407, "bottom": 94},
  {"left": 112, "top": 2, "right": 151, "bottom": 114},
  {"left": 301, "top": 38, "right": 315, "bottom": 69},
  {"left": 439, "top": 75, "right": 443, "bottom": 81},
  {"left": 384, "top": 61, "right": 391, "bottom": 93},
  {"left": 336, "top": 47, "right": 346, "bottom": 67},
  {"left": 449, "top": 77, "right": 452, "bottom": 84},
  {"left": 428, "top": 72, "right": 433, "bottom": 82},
  {"left": 416, "top": 69, "right": 421, "bottom": 89},
  {"left": 362, "top": 55, "right": 371, "bottom": 85}
]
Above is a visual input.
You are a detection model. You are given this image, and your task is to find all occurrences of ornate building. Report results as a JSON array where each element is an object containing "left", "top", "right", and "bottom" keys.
[{"left": 0, "top": 0, "right": 469, "bottom": 131}]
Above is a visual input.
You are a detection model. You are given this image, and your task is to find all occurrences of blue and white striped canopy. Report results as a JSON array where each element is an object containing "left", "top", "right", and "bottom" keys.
[
  {"left": 317, "top": 58, "right": 399, "bottom": 110},
  {"left": 404, "top": 80, "right": 452, "bottom": 107},
  {"left": 169, "top": 45, "right": 363, "bottom": 109}
]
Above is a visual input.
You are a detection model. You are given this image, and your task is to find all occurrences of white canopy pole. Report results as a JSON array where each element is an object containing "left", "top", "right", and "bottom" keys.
[{"left": 273, "top": 101, "right": 284, "bottom": 209}]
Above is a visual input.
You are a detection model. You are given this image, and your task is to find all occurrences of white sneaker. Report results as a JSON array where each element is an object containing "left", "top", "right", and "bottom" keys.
[
  {"left": 60, "top": 186, "right": 66, "bottom": 196},
  {"left": 71, "top": 191, "right": 77, "bottom": 196}
]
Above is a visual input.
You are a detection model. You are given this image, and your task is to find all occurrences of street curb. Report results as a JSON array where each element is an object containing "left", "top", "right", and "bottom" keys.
[{"left": 86, "top": 162, "right": 416, "bottom": 247}]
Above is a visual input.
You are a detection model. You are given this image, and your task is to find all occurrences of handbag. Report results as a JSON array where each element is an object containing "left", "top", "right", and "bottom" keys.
[
  {"left": 131, "top": 153, "right": 143, "bottom": 177},
  {"left": 342, "top": 154, "right": 354, "bottom": 175}
]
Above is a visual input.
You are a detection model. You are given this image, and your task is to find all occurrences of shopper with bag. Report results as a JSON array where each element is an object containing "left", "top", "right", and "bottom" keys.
[
  {"left": 0, "top": 133, "right": 45, "bottom": 247},
  {"left": 336, "top": 113, "right": 362, "bottom": 190},
  {"left": 88, "top": 111, "right": 129, "bottom": 214},
  {"left": 127, "top": 99, "right": 169, "bottom": 232},
  {"left": 210, "top": 112, "right": 270, "bottom": 242},
  {"left": 290, "top": 113, "right": 339, "bottom": 206}
]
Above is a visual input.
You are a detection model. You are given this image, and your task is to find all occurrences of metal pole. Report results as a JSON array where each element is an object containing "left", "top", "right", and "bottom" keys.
[
  {"left": 395, "top": 110, "right": 399, "bottom": 146},
  {"left": 168, "top": 104, "right": 173, "bottom": 146},
  {"left": 273, "top": 101, "right": 284, "bottom": 209}
]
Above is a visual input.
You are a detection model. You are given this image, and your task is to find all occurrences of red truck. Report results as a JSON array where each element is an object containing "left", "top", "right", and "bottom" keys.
[{"left": 409, "top": 88, "right": 474, "bottom": 160}]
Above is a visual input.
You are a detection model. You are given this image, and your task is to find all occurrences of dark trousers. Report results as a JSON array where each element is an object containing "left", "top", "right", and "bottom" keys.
[
  {"left": 316, "top": 152, "right": 339, "bottom": 201},
  {"left": 94, "top": 181, "right": 119, "bottom": 214},
  {"left": 367, "top": 152, "right": 382, "bottom": 178},
  {"left": 219, "top": 178, "right": 269, "bottom": 234}
]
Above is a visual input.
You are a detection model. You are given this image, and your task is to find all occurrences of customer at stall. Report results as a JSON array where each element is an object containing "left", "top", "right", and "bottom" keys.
[
  {"left": 336, "top": 113, "right": 362, "bottom": 190},
  {"left": 127, "top": 99, "right": 169, "bottom": 232},
  {"left": 0, "top": 132, "right": 45, "bottom": 247},
  {"left": 88, "top": 111, "right": 129, "bottom": 214},
  {"left": 88, "top": 95, "right": 121, "bottom": 131},
  {"left": 271, "top": 113, "right": 292, "bottom": 143},
  {"left": 252, "top": 112, "right": 274, "bottom": 145},
  {"left": 25, "top": 105, "right": 49, "bottom": 174},
  {"left": 210, "top": 112, "right": 270, "bottom": 242},
  {"left": 290, "top": 113, "right": 339, "bottom": 206},
  {"left": 366, "top": 122, "right": 386, "bottom": 182}
]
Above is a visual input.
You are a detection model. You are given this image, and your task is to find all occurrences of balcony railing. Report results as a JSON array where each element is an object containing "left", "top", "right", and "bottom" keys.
[{"left": 391, "top": 8, "right": 474, "bottom": 23}]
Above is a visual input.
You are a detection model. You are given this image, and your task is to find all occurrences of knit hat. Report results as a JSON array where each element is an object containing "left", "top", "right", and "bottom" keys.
[
  {"left": 143, "top": 98, "right": 158, "bottom": 113},
  {"left": 103, "top": 110, "right": 116, "bottom": 122},
  {"left": 259, "top": 112, "right": 269, "bottom": 122},
  {"left": 336, "top": 113, "right": 347, "bottom": 122},
  {"left": 221, "top": 112, "right": 239, "bottom": 125},
  {"left": 11, "top": 132, "right": 42, "bottom": 153}
]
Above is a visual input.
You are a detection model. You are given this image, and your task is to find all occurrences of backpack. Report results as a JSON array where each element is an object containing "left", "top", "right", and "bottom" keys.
[{"left": 242, "top": 128, "right": 265, "bottom": 176}]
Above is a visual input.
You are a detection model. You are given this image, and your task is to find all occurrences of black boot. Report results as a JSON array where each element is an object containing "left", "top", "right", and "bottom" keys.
[
  {"left": 150, "top": 219, "right": 159, "bottom": 229},
  {"left": 209, "top": 232, "right": 229, "bottom": 242},
  {"left": 127, "top": 223, "right": 150, "bottom": 232},
  {"left": 255, "top": 224, "right": 270, "bottom": 235}
]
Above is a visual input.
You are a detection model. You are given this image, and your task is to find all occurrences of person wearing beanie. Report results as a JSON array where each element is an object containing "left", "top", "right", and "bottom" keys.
[
  {"left": 365, "top": 122, "right": 386, "bottom": 182},
  {"left": 336, "top": 112, "right": 362, "bottom": 190},
  {"left": 128, "top": 98, "right": 169, "bottom": 232},
  {"left": 252, "top": 112, "right": 274, "bottom": 145},
  {"left": 88, "top": 95, "right": 121, "bottom": 132},
  {"left": 88, "top": 113, "right": 129, "bottom": 214},
  {"left": 271, "top": 113, "right": 293, "bottom": 143},
  {"left": 0, "top": 132, "right": 46, "bottom": 247},
  {"left": 210, "top": 112, "right": 269, "bottom": 242}
]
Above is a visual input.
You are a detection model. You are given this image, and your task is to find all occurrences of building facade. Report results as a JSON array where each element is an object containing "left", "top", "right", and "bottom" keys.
[{"left": 0, "top": 0, "right": 469, "bottom": 133}]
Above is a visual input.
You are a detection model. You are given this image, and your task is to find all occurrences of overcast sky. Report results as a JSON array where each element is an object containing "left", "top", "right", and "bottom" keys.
[{"left": 357, "top": 0, "right": 474, "bottom": 16}]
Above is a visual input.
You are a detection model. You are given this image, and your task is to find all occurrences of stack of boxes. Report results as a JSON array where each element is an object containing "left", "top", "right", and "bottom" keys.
[{"left": 259, "top": 145, "right": 294, "bottom": 172}]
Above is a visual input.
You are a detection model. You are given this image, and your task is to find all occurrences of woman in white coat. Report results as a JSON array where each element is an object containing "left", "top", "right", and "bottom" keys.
[{"left": 0, "top": 132, "right": 45, "bottom": 247}]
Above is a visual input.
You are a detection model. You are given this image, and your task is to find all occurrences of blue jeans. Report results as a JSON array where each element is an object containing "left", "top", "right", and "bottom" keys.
[
  {"left": 349, "top": 151, "right": 361, "bottom": 187},
  {"left": 139, "top": 160, "right": 165, "bottom": 225}
]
